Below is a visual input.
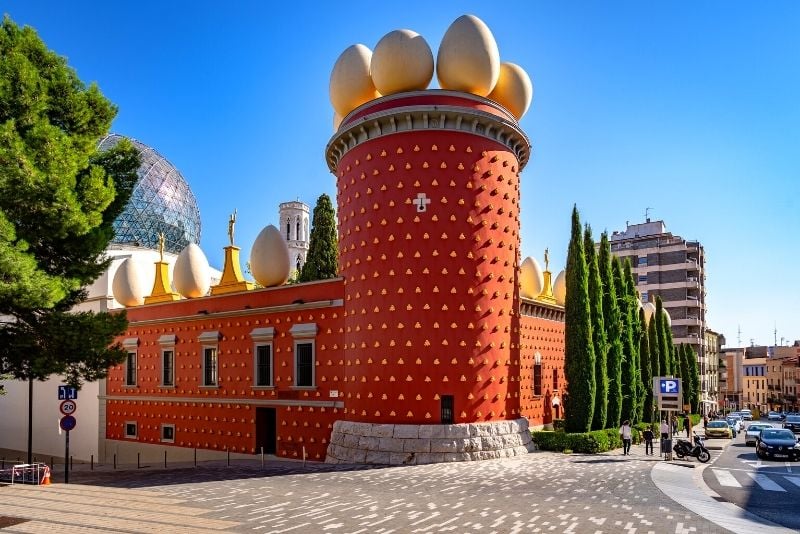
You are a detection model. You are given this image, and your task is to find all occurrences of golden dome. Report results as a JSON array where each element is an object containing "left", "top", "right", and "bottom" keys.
[
  {"left": 173, "top": 243, "right": 211, "bottom": 298},
  {"left": 112, "top": 257, "right": 151, "bottom": 307},
  {"left": 487, "top": 62, "right": 533, "bottom": 120},
  {"left": 520, "top": 256, "right": 544, "bottom": 299},
  {"left": 371, "top": 29, "right": 433, "bottom": 95},
  {"left": 436, "top": 14, "right": 500, "bottom": 96},
  {"left": 329, "top": 44, "right": 381, "bottom": 117},
  {"left": 553, "top": 270, "right": 567, "bottom": 306},
  {"left": 249, "top": 225, "right": 290, "bottom": 288}
]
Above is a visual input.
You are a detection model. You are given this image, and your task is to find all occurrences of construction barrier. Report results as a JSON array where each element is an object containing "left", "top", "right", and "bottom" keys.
[{"left": 0, "top": 463, "right": 51, "bottom": 485}]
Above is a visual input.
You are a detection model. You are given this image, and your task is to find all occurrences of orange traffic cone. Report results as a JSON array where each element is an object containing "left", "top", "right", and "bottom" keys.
[{"left": 41, "top": 467, "right": 51, "bottom": 485}]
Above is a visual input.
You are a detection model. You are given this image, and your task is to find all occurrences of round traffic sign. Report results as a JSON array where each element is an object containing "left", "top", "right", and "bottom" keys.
[
  {"left": 60, "top": 415, "right": 76, "bottom": 431},
  {"left": 60, "top": 399, "right": 77, "bottom": 415}
]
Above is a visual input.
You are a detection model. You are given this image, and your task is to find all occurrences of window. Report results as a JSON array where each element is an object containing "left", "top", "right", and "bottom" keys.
[
  {"left": 198, "top": 331, "right": 220, "bottom": 387},
  {"left": 638, "top": 256, "right": 648, "bottom": 266},
  {"left": 441, "top": 395, "right": 454, "bottom": 424},
  {"left": 286, "top": 219, "right": 291, "bottom": 240},
  {"left": 533, "top": 352, "right": 542, "bottom": 396},
  {"left": 204, "top": 348, "right": 218, "bottom": 386},
  {"left": 125, "top": 421, "right": 137, "bottom": 439},
  {"left": 290, "top": 323, "right": 318, "bottom": 388},
  {"left": 296, "top": 218, "right": 300, "bottom": 240},
  {"left": 159, "top": 334, "right": 176, "bottom": 387},
  {"left": 161, "top": 424, "right": 175, "bottom": 443},
  {"left": 125, "top": 352, "right": 137, "bottom": 386},
  {"left": 251, "top": 327, "right": 275, "bottom": 387},
  {"left": 641, "top": 291, "right": 648, "bottom": 303},
  {"left": 638, "top": 275, "right": 648, "bottom": 284},
  {"left": 122, "top": 337, "right": 138, "bottom": 386},
  {"left": 553, "top": 369, "right": 559, "bottom": 391}
]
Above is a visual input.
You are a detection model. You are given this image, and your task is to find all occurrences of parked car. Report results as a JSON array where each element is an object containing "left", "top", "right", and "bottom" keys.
[
  {"left": 739, "top": 409, "right": 753, "bottom": 421},
  {"left": 768, "top": 411, "right": 785, "bottom": 421},
  {"left": 755, "top": 428, "right": 800, "bottom": 461},
  {"left": 705, "top": 420, "right": 732, "bottom": 439},
  {"left": 784, "top": 415, "right": 800, "bottom": 433},
  {"left": 745, "top": 423, "right": 773, "bottom": 446}
]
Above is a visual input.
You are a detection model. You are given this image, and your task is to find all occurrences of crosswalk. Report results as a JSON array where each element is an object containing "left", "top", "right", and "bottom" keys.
[{"left": 711, "top": 468, "right": 800, "bottom": 492}]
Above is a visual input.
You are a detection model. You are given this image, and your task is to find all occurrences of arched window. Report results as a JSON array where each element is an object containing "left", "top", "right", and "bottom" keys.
[
  {"left": 296, "top": 254, "right": 302, "bottom": 272},
  {"left": 296, "top": 217, "right": 300, "bottom": 241},
  {"left": 286, "top": 219, "right": 290, "bottom": 240},
  {"left": 305, "top": 217, "right": 309, "bottom": 241}
]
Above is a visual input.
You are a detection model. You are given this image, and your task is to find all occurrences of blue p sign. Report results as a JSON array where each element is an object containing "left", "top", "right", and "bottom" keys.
[{"left": 660, "top": 379, "right": 680, "bottom": 394}]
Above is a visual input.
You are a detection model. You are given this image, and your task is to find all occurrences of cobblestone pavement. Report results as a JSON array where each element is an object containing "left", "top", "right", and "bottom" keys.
[{"left": 0, "top": 449, "right": 733, "bottom": 533}]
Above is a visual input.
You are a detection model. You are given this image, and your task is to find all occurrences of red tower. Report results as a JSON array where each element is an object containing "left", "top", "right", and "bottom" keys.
[{"left": 326, "top": 91, "right": 532, "bottom": 459}]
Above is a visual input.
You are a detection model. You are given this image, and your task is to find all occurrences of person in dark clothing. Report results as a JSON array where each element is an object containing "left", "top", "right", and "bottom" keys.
[
  {"left": 683, "top": 416, "right": 691, "bottom": 437},
  {"left": 643, "top": 427, "right": 655, "bottom": 455}
]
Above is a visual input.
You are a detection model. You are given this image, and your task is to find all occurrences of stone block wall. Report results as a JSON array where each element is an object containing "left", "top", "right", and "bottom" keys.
[{"left": 326, "top": 418, "right": 534, "bottom": 465}]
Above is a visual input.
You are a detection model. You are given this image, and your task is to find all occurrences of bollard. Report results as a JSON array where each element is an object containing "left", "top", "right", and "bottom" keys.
[
  {"left": 164, "top": 450, "right": 167, "bottom": 469},
  {"left": 91, "top": 455, "right": 94, "bottom": 471},
  {"left": 113, "top": 454, "right": 117, "bottom": 470},
  {"left": 261, "top": 447, "right": 264, "bottom": 469},
  {"left": 194, "top": 448, "right": 197, "bottom": 468},
  {"left": 302, "top": 446, "right": 306, "bottom": 468},
  {"left": 1, "top": 457, "right": 4, "bottom": 469},
  {"left": 50, "top": 457, "right": 54, "bottom": 470},
  {"left": 137, "top": 452, "right": 141, "bottom": 469},
  {"left": 70, "top": 456, "right": 73, "bottom": 470},
  {"left": 226, "top": 447, "right": 230, "bottom": 467}
]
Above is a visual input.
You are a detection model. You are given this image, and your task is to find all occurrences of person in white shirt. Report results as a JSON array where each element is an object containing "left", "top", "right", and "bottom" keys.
[
  {"left": 660, "top": 419, "right": 670, "bottom": 458},
  {"left": 619, "top": 420, "right": 633, "bottom": 455}
]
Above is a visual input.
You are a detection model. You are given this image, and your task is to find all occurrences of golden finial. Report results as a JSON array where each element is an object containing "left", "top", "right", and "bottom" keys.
[
  {"left": 228, "top": 209, "right": 237, "bottom": 246},
  {"left": 544, "top": 248, "right": 550, "bottom": 272},
  {"left": 157, "top": 232, "right": 165, "bottom": 262}
]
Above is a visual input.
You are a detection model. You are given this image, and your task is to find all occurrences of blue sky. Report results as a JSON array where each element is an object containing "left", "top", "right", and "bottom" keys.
[{"left": 5, "top": 1, "right": 799, "bottom": 348}]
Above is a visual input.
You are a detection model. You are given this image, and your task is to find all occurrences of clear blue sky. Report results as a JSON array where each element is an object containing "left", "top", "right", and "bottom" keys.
[{"left": 6, "top": 1, "right": 799, "bottom": 348}]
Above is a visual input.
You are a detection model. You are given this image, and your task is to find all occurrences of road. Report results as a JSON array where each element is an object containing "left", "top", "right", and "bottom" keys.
[{"left": 702, "top": 419, "right": 800, "bottom": 532}]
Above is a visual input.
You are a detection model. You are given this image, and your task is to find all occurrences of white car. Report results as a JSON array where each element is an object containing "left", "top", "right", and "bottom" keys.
[
  {"left": 745, "top": 423, "right": 773, "bottom": 446},
  {"left": 739, "top": 409, "right": 753, "bottom": 421}
]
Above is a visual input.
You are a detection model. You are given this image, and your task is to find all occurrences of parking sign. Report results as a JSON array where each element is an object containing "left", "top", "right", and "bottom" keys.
[{"left": 659, "top": 378, "right": 680, "bottom": 394}]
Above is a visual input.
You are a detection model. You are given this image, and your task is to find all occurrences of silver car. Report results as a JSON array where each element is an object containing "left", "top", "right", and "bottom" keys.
[{"left": 745, "top": 423, "right": 773, "bottom": 446}]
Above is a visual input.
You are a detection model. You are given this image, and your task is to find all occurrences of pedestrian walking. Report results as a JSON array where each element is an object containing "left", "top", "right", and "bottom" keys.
[
  {"left": 620, "top": 420, "right": 633, "bottom": 455},
  {"left": 643, "top": 427, "right": 655, "bottom": 455},
  {"left": 660, "top": 419, "right": 670, "bottom": 458},
  {"left": 703, "top": 415, "right": 708, "bottom": 430},
  {"left": 683, "top": 416, "right": 691, "bottom": 438},
  {"left": 672, "top": 418, "right": 678, "bottom": 436}
]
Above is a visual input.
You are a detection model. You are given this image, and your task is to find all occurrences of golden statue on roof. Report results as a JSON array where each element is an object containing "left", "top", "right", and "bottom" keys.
[{"left": 228, "top": 209, "right": 237, "bottom": 246}]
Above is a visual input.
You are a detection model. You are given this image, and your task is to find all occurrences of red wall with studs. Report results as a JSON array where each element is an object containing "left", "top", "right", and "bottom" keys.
[
  {"left": 336, "top": 103, "right": 524, "bottom": 424},
  {"left": 519, "top": 311, "right": 566, "bottom": 425}
]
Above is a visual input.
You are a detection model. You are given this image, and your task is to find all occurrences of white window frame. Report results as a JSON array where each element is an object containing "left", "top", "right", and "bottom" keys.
[
  {"left": 122, "top": 337, "right": 138, "bottom": 387},
  {"left": 159, "top": 334, "right": 176, "bottom": 387},
  {"left": 290, "top": 323, "right": 318, "bottom": 389},
  {"left": 125, "top": 421, "right": 138, "bottom": 439},
  {"left": 198, "top": 331, "right": 220, "bottom": 387},
  {"left": 161, "top": 423, "right": 175, "bottom": 443},
  {"left": 251, "top": 327, "right": 275, "bottom": 388}
]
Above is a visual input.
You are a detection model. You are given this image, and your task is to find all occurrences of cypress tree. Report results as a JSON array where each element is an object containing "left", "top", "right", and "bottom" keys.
[
  {"left": 623, "top": 259, "right": 642, "bottom": 423},
  {"left": 563, "top": 206, "right": 596, "bottom": 433},
  {"left": 599, "top": 232, "right": 623, "bottom": 428},
  {"left": 613, "top": 257, "right": 634, "bottom": 423},
  {"left": 687, "top": 345, "right": 701, "bottom": 413},
  {"left": 639, "top": 307, "right": 654, "bottom": 422},
  {"left": 655, "top": 297, "right": 670, "bottom": 376},
  {"left": 299, "top": 194, "right": 338, "bottom": 282},
  {"left": 678, "top": 343, "right": 690, "bottom": 412},
  {"left": 584, "top": 226, "right": 607, "bottom": 431}
]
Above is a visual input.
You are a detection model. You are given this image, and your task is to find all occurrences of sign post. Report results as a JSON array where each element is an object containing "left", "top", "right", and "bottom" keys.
[
  {"left": 653, "top": 377, "right": 683, "bottom": 461},
  {"left": 59, "top": 414, "right": 76, "bottom": 484}
]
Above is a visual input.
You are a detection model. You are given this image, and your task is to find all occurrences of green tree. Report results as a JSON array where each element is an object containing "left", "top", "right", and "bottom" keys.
[
  {"left": 655, "top": 297, "right": 670, "bottom": 376},
  {"left": 598, "top": 232, "right": 623, "bottom": 428},
  {"left": 623, "top": 259, "right": 642, "bottom": 423},
  {"left": 0, "top": 16, "right": 140, "bottom": 385},
  {"left": 584, "top": 226, "right": 607, "bottom": 431},
  {"left": 299, "top": 193, "right": 338, "bottom": 282},
  {"left": 563, "top": 206, "right": 595, "bottom": 433},
  {"left": 613, "top": 257, "right": 635, "bottom": 423},
  {"left": 686, "top": 345, "right": 701, "bottom": 413},
  {"left": 678, "top": 343, "right": 690, "bottom": 410},
  {"left": 639, "top": 307, "right": 654, "bottom": 422}
]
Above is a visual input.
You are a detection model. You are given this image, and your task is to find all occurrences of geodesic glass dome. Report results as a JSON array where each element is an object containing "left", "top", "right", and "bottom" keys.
[{"left": 98, "top": 134, "right": 201, "bottom": 255}]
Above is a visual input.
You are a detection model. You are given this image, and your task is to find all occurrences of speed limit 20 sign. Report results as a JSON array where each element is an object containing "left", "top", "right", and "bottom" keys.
[{"left": 60, "top": 399, "right": 77, "bottom": 415}]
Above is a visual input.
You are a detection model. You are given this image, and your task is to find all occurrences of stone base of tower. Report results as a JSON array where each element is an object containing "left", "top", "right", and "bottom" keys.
[{"left": 325, "top": 418, "right": 534, "bottom": 465}]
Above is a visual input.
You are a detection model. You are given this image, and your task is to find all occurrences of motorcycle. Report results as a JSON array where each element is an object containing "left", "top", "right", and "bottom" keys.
[{"left": 673, "top": 432, "right": 711, "bottom": 463}]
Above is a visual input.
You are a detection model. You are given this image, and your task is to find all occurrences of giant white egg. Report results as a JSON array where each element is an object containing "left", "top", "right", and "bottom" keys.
[
  {"left": 436, "top": 14, "right": 500, "bottom": 96},
  {"left": 112, "top": 257, "right": 151, "bottom": 307},
  {"left": 174, "top": 243, "right": 211, "bottom": 298},
  {"left": 487, "top": 62, "right": 533, "bottom": 120},
  {"left": 662, "top": 308, "right": 672, "bottom": 327},
  {"left": 553, "top": 269, "right": 567, "bottom": 306},
  {"left": 643, "top": 302, "right": 656, "bottom": 325},
  {"left": 520, "top": 256, "right": 544, "bottom": 299},
  {"left": 329, "top": 44, "right": 381, "bottom": 117},
  {"left": 371, "top": 29, "right": 433, "bottom": 95},
  {"left": 250, "top": 225, "right": 290, "bottom": 288}
]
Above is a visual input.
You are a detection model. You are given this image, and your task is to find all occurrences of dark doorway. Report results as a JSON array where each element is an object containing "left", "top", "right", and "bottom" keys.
[
  {"left": 255, "top": 407, "right": 277, "bottom": 454},
  {"left": 441, "top": 395, "right": 454, "bottom": 424}
]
